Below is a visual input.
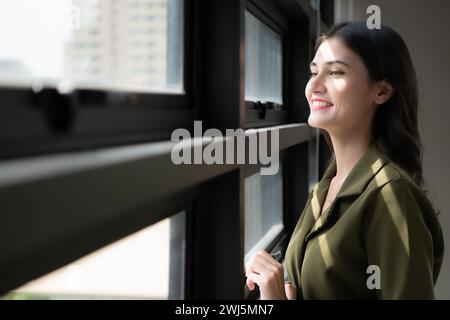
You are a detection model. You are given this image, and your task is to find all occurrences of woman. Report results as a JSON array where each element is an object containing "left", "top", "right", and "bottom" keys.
[{"left": 245, "top": 21, "right": 444, "bottom": 300}]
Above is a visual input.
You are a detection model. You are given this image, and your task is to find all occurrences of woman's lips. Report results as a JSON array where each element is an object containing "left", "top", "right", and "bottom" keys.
[
  {"left": 311, "top": 104, "right": 333, "bottom": 110},
  {"left": 310, "top": 100, "right": 334, "bottom": 110}
]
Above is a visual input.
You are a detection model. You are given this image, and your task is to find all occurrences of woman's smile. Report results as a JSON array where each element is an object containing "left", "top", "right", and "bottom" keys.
[{"left": 311, "top": 98, "right": 334, "bottom": 110}]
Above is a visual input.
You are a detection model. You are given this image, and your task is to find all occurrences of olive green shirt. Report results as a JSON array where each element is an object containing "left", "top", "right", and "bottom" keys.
[{"left": 285, "top": 144, "right": 444, "bottom": 299}]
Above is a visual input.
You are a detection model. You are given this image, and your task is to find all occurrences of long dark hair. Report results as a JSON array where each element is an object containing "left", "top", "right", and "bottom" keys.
[{"left": 316, "top": 21, "right": 424, "bottom": 188}]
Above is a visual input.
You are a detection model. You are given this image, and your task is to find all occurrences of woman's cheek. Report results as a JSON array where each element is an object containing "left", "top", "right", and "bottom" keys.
[{"left": 331, "top": 78, "right": 348, "bottom": 92}]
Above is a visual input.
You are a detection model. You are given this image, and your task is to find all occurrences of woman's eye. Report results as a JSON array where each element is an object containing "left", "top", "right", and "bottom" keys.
[
  {"left": 329, "top": 70, "right": 344, "bottom": 76},
  {"left": 308, "top": 71, "right": 343, "bottom": 78}
]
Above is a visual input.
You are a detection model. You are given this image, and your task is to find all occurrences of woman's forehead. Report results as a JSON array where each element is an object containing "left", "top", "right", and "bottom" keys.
[{"left": 312, "top": 38, "right": 354, "bottom": 65}]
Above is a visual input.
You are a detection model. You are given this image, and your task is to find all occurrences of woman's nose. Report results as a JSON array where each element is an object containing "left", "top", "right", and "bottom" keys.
[{"left": 308, "top": 75, "right": 327, "bottom": 93}]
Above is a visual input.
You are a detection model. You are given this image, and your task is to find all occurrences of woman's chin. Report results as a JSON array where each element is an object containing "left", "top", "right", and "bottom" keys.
[{"left": 307, "top": 115, "right": 329, "bottom": 130}]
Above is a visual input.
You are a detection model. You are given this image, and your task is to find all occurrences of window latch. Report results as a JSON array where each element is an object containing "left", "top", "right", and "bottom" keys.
[
  {"left": 255, "top": 101, "right": 282, "bottom": 120},
  {"left": 255, "top": 101, "right": 267, "bottom": 120},
  {"left": 33, "top": 88, "right": 76, "bottom": 133}
]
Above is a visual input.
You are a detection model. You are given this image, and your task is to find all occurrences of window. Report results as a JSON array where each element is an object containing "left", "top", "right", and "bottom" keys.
[
  {"left": 244, "top": 2, "right": 288, "bottom": 128},
  {"left": 244, "top": 165, "right": 284, "bottom": 261},
  {"left": 0, "top": 0, "right": 183, "bottom": 92},
  {"left": 0, "top": 0, "right": 190, "bottom": 160},
  {"left": 5, "top": 212, "right": 186, "bottom": 300},
  {"left": 245, "top": 11, "right": 283, "bottom": 105}
]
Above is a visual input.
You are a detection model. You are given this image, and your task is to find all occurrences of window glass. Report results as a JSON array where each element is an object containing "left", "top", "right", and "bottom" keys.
[
  {"left": 244, "top": 165, "right": 283, "bottom": 258},
  {"left": 5, "top": 211, "right": 185, "bottom": 300},
  {"left": 0, "top": 0, "right": 183, "bottom": 93},
  {"left": 245, "top": 11, "right": 283, "bottom": 104}
]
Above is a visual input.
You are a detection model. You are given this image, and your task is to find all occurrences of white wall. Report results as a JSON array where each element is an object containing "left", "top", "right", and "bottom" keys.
[{"left": 334, "top": 0, "right": 450, "bottom": 299}]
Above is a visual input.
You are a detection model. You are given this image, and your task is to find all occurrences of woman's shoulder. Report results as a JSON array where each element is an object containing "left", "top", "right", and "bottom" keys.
[
  {"left": 365, "top": 152, "right": 440, "bottom": 222},
  {"left": 361, "top": 149, "right": 438, "bottom": 214},
  {"left": 369, "top": 148, "right": 423, "bottom": 193}
]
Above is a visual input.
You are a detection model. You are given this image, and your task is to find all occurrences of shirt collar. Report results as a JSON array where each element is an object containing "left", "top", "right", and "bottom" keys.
[
  {"left": 318, "top": 141, "right": 389, "bottom": 201},
  {"left": 305, "top": 142, "right": 390, "bottom": 237}
]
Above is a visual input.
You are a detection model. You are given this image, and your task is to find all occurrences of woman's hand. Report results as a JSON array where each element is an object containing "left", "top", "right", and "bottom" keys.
[{"left": 245, "top": 250, "right": 290, "bottom": 300}]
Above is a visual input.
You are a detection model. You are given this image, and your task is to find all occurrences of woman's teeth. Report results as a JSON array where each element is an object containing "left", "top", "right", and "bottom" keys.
[{"left": 312, "top": 101, "right": 333, "bottom": 107}]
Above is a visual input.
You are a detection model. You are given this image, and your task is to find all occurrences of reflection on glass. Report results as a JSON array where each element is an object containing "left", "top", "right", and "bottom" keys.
[
  {"left": 245, "top": 11, "right": 283, "bottom": 104},
  {"left": 0, "top": 0, "right": 183, "bottom": 92},
  {"left": 244, "top": 165, "right": 283, "bottom": 255},
  {"left": 5, "top": 211, "right": 185, "bottom": 300}
]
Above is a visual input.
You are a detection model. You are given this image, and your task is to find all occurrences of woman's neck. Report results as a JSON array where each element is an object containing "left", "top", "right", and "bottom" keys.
[{"left": 329, "top": 132, "right": 373, "bottom": 184}]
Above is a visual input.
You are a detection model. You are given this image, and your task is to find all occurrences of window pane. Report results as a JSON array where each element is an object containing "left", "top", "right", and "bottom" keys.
[
  {"left": 245, "top": 11, "right": 282, "bottom": 104},
  {"left": 244, "top": 165, "right": 283, "bottom": 258},
  {"left": 5, "top": 212, "right": 185, "bottom": 300},
  {"left": 0, "top": 0, "right": 183, "bottom": 93}
]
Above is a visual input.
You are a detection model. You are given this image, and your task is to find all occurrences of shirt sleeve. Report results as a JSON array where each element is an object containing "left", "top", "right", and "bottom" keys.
[{"left": 363, "top": 178, "right": 435, "bottom": 299}]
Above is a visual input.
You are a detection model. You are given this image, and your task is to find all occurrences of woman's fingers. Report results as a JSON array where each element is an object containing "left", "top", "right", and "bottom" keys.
[
  {"left": 245, "top": 256, "right": 271, "bottom": 291},
  {"left": 256, "top": 250, "right": 280, "bottom": 268},
  {"left": 245, "top": 258, "right": 260, "bottom": 291},
  {"left": 250, "top": 256, "right": 273, "bottom": 274},
  {"left": 245, "top": 259, "right": 264, "bottom": 291},
  {"left": 247, "top": 279, "right": 255, "bottom": 291},
  {"left": 245, "top": 250, "right": 286, "bottom": 298},
  {"left": 247, "top": 251, "right": 282, "bottom": 276},
  {"left": 246, "top": 271, "right": 257, "bottom": 291},
  {"left": 246, "top": 272, "right": 262, "bottom": 291},
  {"left": 245, "top": 257, "right": 262, "bottom": 280},
  {"left": 285, "top": 282, "right": 297, "bottom": 300},
  {"left": 253, "top": 251, "right": 285, "bottom": 284}
]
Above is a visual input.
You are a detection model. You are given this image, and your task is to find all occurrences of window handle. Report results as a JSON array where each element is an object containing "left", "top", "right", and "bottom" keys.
[
  {"left": 255, "top": 101, "right": 282, "bottom": 120},
  {"left": 255, "top": 101, "right": 267, "bottom": 119},
  {"left": 32, "top": 88, "right": 76, "bottom": 133}
]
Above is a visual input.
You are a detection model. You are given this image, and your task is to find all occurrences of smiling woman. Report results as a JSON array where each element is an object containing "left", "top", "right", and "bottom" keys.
[
  {"left": 306, "top": 37, "right": 394, "bottom": 141},
  {"left": 245, "top": 21, "right": 445, "bottom": 300}
]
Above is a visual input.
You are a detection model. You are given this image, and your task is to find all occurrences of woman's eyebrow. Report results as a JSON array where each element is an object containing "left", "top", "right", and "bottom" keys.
[{"left": 310, "top": 60, "right": 350, "bottom": 67}]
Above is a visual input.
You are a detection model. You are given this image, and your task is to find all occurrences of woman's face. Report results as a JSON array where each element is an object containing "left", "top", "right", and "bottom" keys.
[{"left": 305, "top": 37, "right": 380, "bottom": 135}]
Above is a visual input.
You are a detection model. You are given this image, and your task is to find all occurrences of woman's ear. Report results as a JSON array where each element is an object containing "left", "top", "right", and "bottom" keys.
[{"left": 374, "top": 80, "right": 394, "bottom": 105}]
